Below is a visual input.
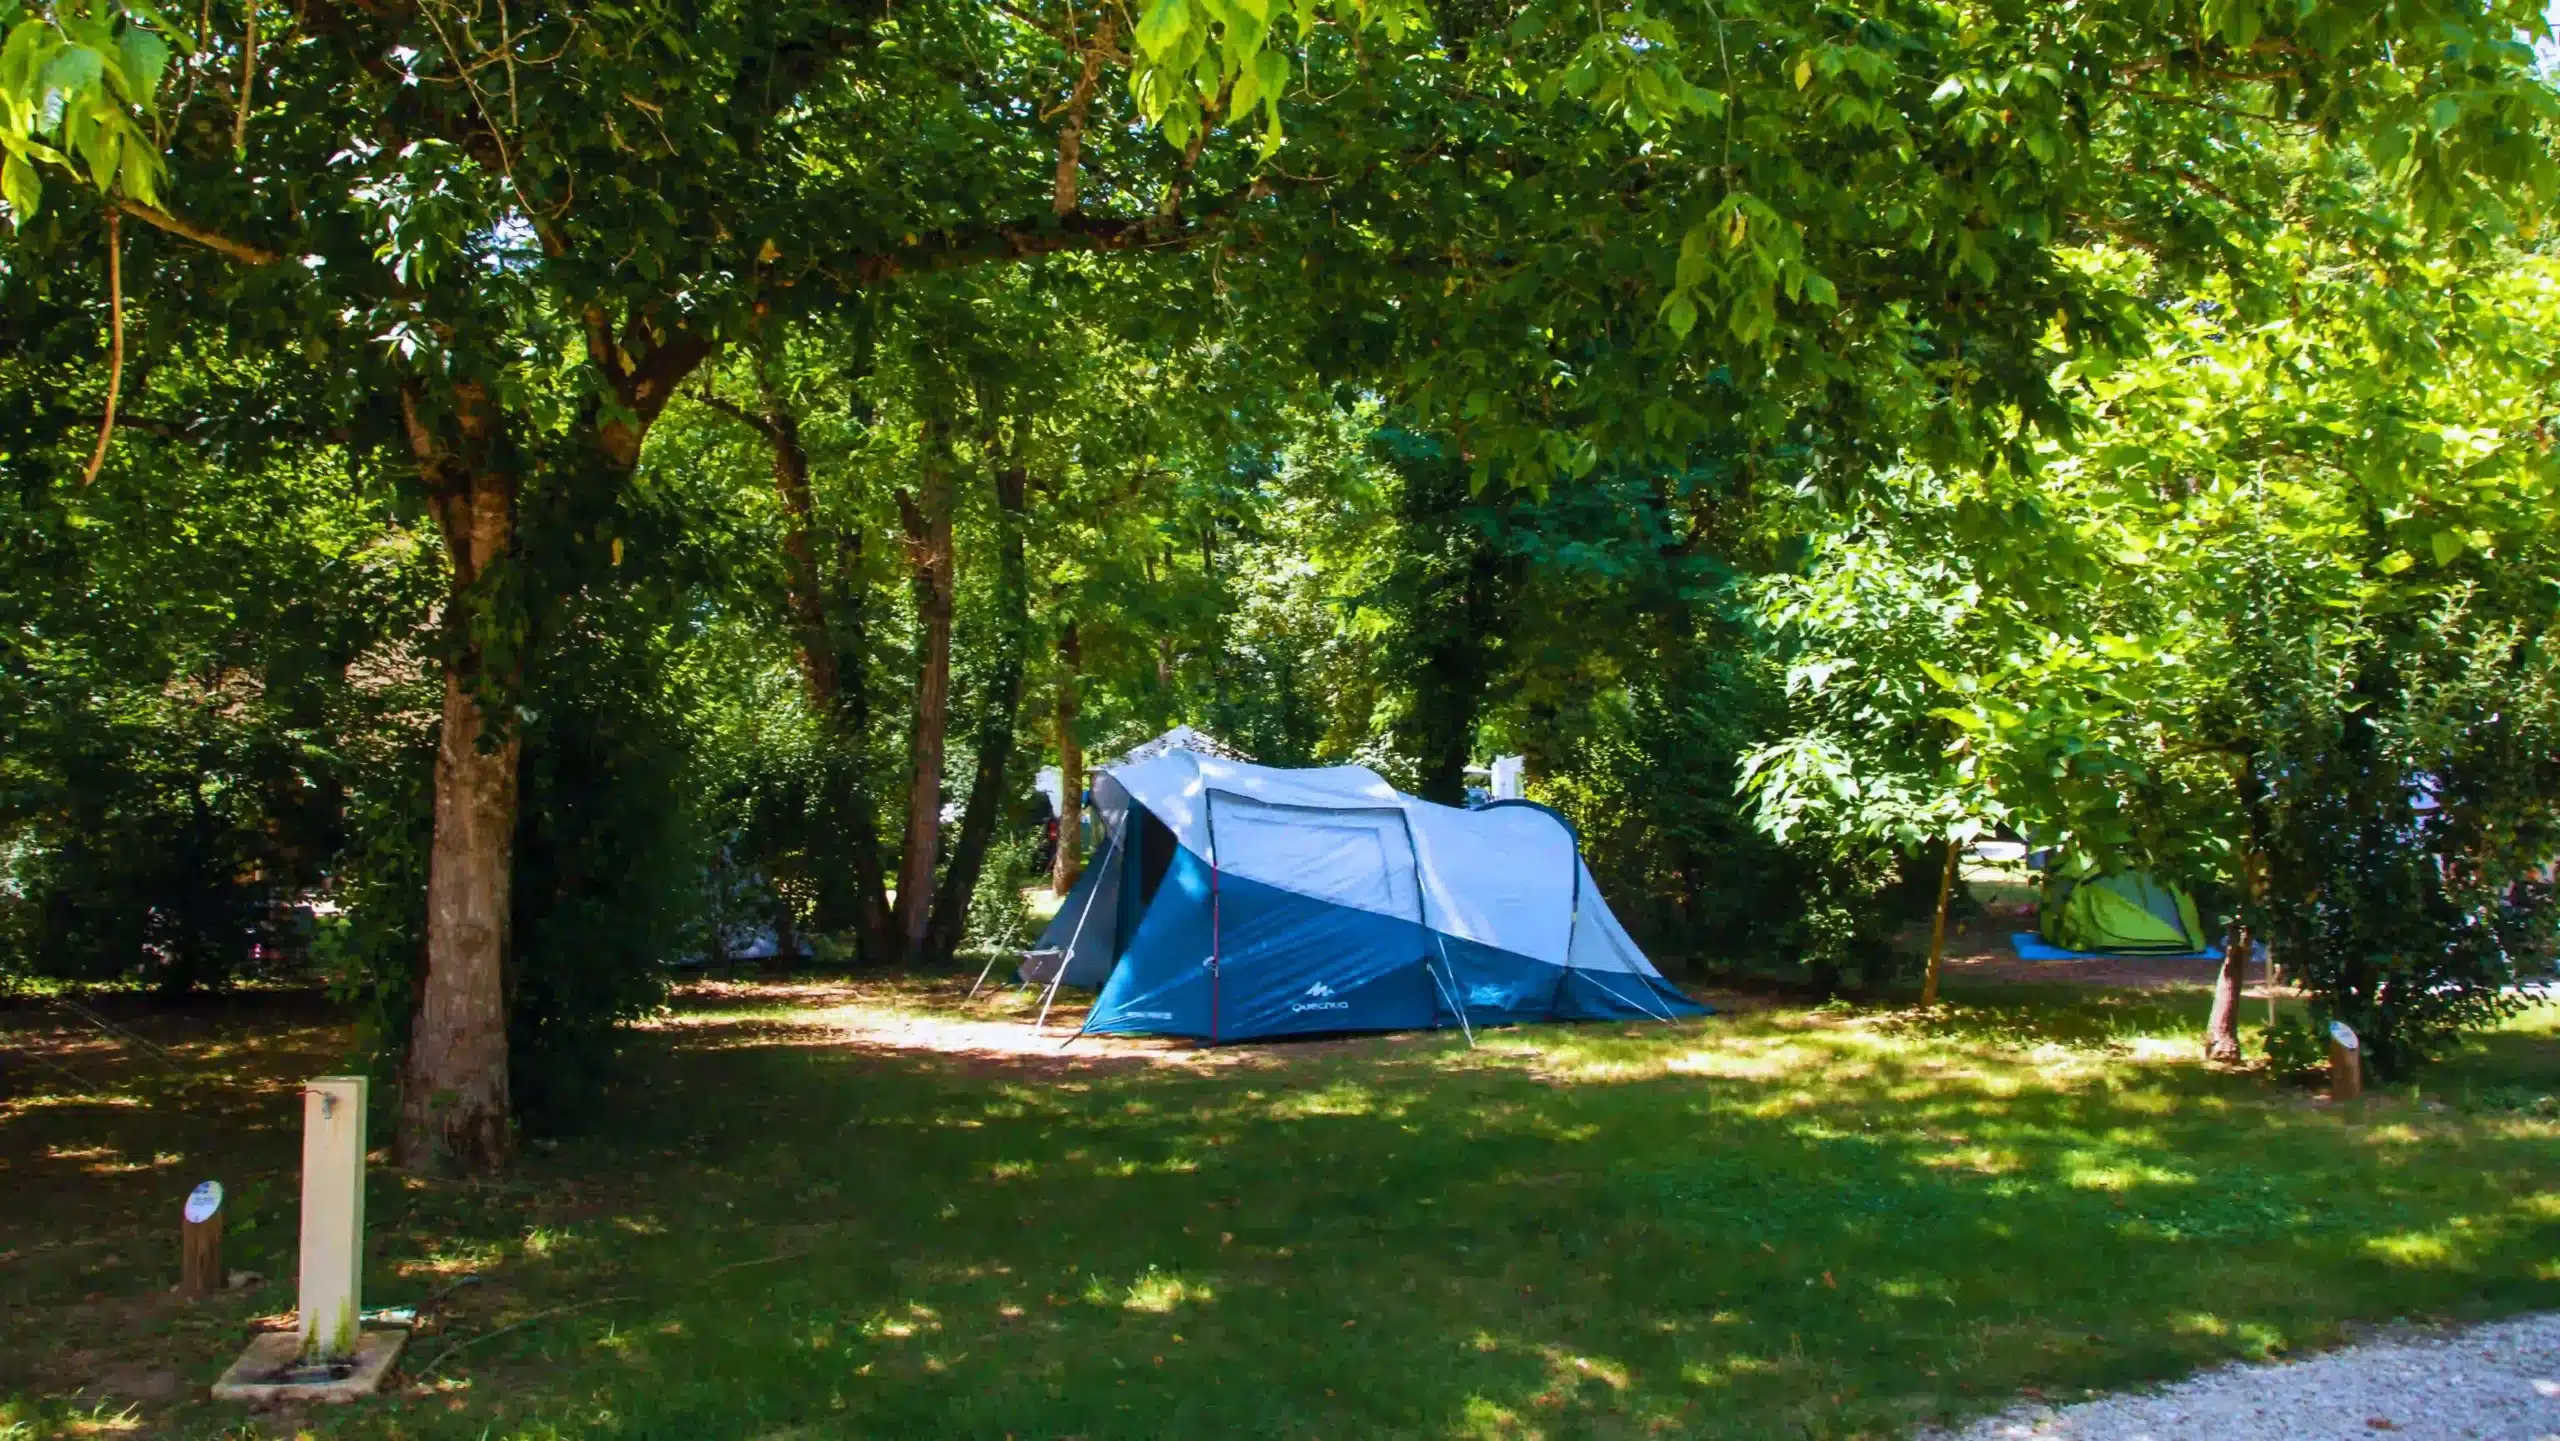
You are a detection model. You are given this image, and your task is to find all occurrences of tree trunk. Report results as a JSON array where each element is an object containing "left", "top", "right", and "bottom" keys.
[
  {"left": 1922, "top": 837, "right": 1959, "bottom": 1007},
  {"left": 391, "top": 311, "right": 710, "bottom": 1173},
  {"left": 399, "top": 380, "right": 520, "bottom": 1174},
  {"left": 2206, "top": 920, "right": 2250, "bottom": 1063},
  {"left": 1392, "top": 445, "right": 1514, "bottom": 806},
  {"left": 715, "top": 365, "right": 895, "bottom": 956},
  {"left": 766, "top": 401, "right": 838, "bottom": 701},
  {"left": 774, "top": 901, "right": 799, "bottom": 966},
  {"left": 926, "top": 456, "right": 1032, "bottom": 965},
  {"left": 1052, "top": 622, "right": 1084, "bottom": 895},
  {"left": 891, "top": 439, "right": 957, "bottom": 964},
  {"left": 2211, "top": 779, "right": 2270, "bottom": 1063}
]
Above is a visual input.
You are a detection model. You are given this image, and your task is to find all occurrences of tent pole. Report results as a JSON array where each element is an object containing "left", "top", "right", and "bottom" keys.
[
  {"left": 1031, "top": 835, "right": 1116, "bottom": 1031},
  {"left": 1547, "top": 834, "right": 1584, "bottom": 1019},
  {"left": 1205, "top": 789, "right": 1222, "bottom": 1046},
  {"left": 1033, "top": 963, "right": 1072, "bottom": 1032}
]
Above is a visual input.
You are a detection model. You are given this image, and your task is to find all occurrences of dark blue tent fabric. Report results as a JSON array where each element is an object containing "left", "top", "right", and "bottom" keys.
[
  {"left": 1085, "top": 853, "right": 1435, "bottom": 1039},
  {"left": 1081, "top": 845, "right": 1710, "bottom": 1040}
]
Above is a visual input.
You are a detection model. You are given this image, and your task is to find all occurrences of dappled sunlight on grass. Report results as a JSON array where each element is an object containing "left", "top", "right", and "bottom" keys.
[
  {"left": 1104, "top": 1267, "right": 1218, "bottom": 1313},
  {"left": 2, "top": 983, "right": 2555, "bottom": 1438}
]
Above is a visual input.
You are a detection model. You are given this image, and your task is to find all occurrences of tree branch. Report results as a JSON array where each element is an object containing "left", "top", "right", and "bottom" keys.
[
  {"left": 690, "top": 385, "right": 780, "bottom": 441},
  {"left": 79, "top": 209, "right": 124, "bottom": 487},
  {"left": 114, "top": 199, "right": 282, "bottom": 265},
  {"left": 852, "top": 176, "right": 1283, "bottom": 283},
  {"left": 1053, "top": 8, "right": 1116, "bottom": 216}
]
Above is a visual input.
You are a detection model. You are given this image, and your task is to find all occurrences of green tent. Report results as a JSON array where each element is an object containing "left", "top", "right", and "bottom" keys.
[{"left": 2039, "top": 865, "right": 2209, "bottom": 955}]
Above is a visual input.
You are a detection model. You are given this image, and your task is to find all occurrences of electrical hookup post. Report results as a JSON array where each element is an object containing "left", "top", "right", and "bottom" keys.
[{"left": 213, "top": 1076, "right": 410, "bottom": 1404}]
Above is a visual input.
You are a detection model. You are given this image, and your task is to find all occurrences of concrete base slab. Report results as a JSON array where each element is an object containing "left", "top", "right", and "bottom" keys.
[{"left": 211, "top": 1328, "right": 406, "bottom": 1405}]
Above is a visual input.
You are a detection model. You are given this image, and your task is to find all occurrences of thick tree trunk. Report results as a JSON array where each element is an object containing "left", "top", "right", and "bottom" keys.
[
  {"left": 926, "top": 458, "right": 1032, "bottom": 965},
  {"left": 1052, "top": 622, "right": 1084, "bottom": 895},
  {"left": 387, "top": 307, "right": 710, "bottom": 1173},
  {"left": 891, "top": 441, "right": 957, "bottom": 964},
  {"left": 399, "top": 381, "right": 520, "bottom": 1173}
]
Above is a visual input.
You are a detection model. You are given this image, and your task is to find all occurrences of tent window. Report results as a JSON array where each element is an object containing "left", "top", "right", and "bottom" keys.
[
  {"left": 1136, "top": 807, "right": 1179, "bottom": 907},
  {"left": 1202, "top": 791, "right": 1421, "bottom": 921}
]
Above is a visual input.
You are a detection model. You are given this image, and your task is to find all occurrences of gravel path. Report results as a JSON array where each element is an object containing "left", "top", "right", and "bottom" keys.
[{"left": 1930, "top": 1312, "right": 2560, "bottom": 1440}]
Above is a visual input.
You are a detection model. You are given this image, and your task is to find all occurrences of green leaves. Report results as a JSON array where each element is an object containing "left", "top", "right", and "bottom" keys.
[
  {"left": 0, "top": 148, "right": 33, "bottom": 217},
  {"left": 0, "top": 0, "right": 173, "bottom": 224},
  {"left": 1133, "top": 0, "right": 1193, "bottom": 58},
  {"left": 1126, "top": 0, "right": 1425, "bottom": 157}
]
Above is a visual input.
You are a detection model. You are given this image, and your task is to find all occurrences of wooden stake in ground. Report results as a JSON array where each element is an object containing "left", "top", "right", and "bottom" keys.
[
  {"left": 1921, "top": 837, "right": 1959, "bottom": 1007},
  {"left": 2327, "top": 1021, "right": 2363, "bottom": 1103},
  {"left": 180, "top": 1180, "right": 224, "bottom": 1297}
]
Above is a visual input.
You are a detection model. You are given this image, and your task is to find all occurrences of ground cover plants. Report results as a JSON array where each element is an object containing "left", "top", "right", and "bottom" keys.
[{"left": 5, "top": 977, "right": 2554, "bottom": 1440}]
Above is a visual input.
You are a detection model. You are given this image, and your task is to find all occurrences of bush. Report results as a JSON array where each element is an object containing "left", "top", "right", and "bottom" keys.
[
  {"left": 2259, "top": 1015, "right": 2328, "bottom": 1083},
  {"left": 963, "top": 826, "right": 1043, "bottom": 957},
  {"left": 2248, "top": 596, "right": 2560, "bottom": 1080}
]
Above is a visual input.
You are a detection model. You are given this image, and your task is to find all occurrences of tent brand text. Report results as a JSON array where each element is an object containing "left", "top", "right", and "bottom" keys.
[{"left": 1292, "top": 980, "right": 1350, "bottom": 1014}]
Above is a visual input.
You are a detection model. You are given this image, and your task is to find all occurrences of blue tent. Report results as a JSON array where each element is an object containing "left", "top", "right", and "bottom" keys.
[{"left": 1025, "top": 752, "right": 1706, "bottom": 1041}]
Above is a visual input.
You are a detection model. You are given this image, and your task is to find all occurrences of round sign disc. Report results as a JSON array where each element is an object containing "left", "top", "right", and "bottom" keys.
[
  {"left": 2327, "top": 1020, "right": 2360, "bottom": 1051},
  {"left": 183, "top": 1179, "right": 223, "bottom": 1224}
]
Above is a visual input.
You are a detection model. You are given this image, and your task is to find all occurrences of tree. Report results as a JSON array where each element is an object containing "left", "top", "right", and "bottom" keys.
[{"left": 8, "top": 0, "right": 2552, "bottom": 1163}]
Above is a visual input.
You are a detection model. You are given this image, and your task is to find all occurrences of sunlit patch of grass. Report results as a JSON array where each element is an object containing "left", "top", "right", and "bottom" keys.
[
  {"left": 2061, "top": 1158, "right": 2197, "bottom": 1191},
  {"left": 1114, "top": 1268, "right": 1216, "bottom": 1313},
  {"left": 1265, "top": 1081, "right": 1379, "bottom": 1118},
  {"left": 0, "top": 1094, "right": 143, "bottom": 1118},
  {"left": 37, "top": 1146, "right": 151, "bottom": 1175},
  {"left": 2364, "top": 1229, "right": 2461, "bottom": 1266}
]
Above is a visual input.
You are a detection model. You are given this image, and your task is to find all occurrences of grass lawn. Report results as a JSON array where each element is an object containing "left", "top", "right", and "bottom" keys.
[{"left": 4, "top": 977, "right": 2556, "bottom": 1439}]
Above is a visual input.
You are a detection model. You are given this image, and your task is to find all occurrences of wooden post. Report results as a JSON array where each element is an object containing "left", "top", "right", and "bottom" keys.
[
  {"left": 180, "top": 1181, "right": 224, "bottom": 1297},
  {"left": 2327, "top": 1021, "right": 2363, "bottom": 1102},
  {"left": 1921, "top": 837, "right": 1960, "bottom": 1007},
  {"left": 298, "top": 1076, "right": 369, "bottom": 1362}
]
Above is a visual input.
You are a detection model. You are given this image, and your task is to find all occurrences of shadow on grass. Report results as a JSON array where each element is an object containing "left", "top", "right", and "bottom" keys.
[{"left": 6, "top": 987, "right": 2557, "bottom": 1441}]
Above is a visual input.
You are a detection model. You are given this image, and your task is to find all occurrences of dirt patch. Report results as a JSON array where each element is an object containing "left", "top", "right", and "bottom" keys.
[{"left": 1930, "top": 905, "right": 2283, "bottom": 994}]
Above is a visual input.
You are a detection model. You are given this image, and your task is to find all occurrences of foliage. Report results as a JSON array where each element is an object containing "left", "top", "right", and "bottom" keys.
[
  {"left": 962, "top": 827, "right": 1044, "bottom": 956},
  {"left": 2246, "top": 595, "right": 2560, "bottom": 1079},
  {"left": 2259, "top": 1013, "right": 2330, "bottom": 1082},
  {"left": 1768, "top": 238, "right": 2560, "bottom": 1059},
  {"left": 4, "top": 0, "right": 2557, "bottom": 1126},
  {"left": 505, "top": 624, "right": 702, "bottom": 1135},
  {"left": 0, "top": 342, "right": 440, "bottom": 991},
  {"left": 0, "top": 0, "right": 171, "bottom": 222}
]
